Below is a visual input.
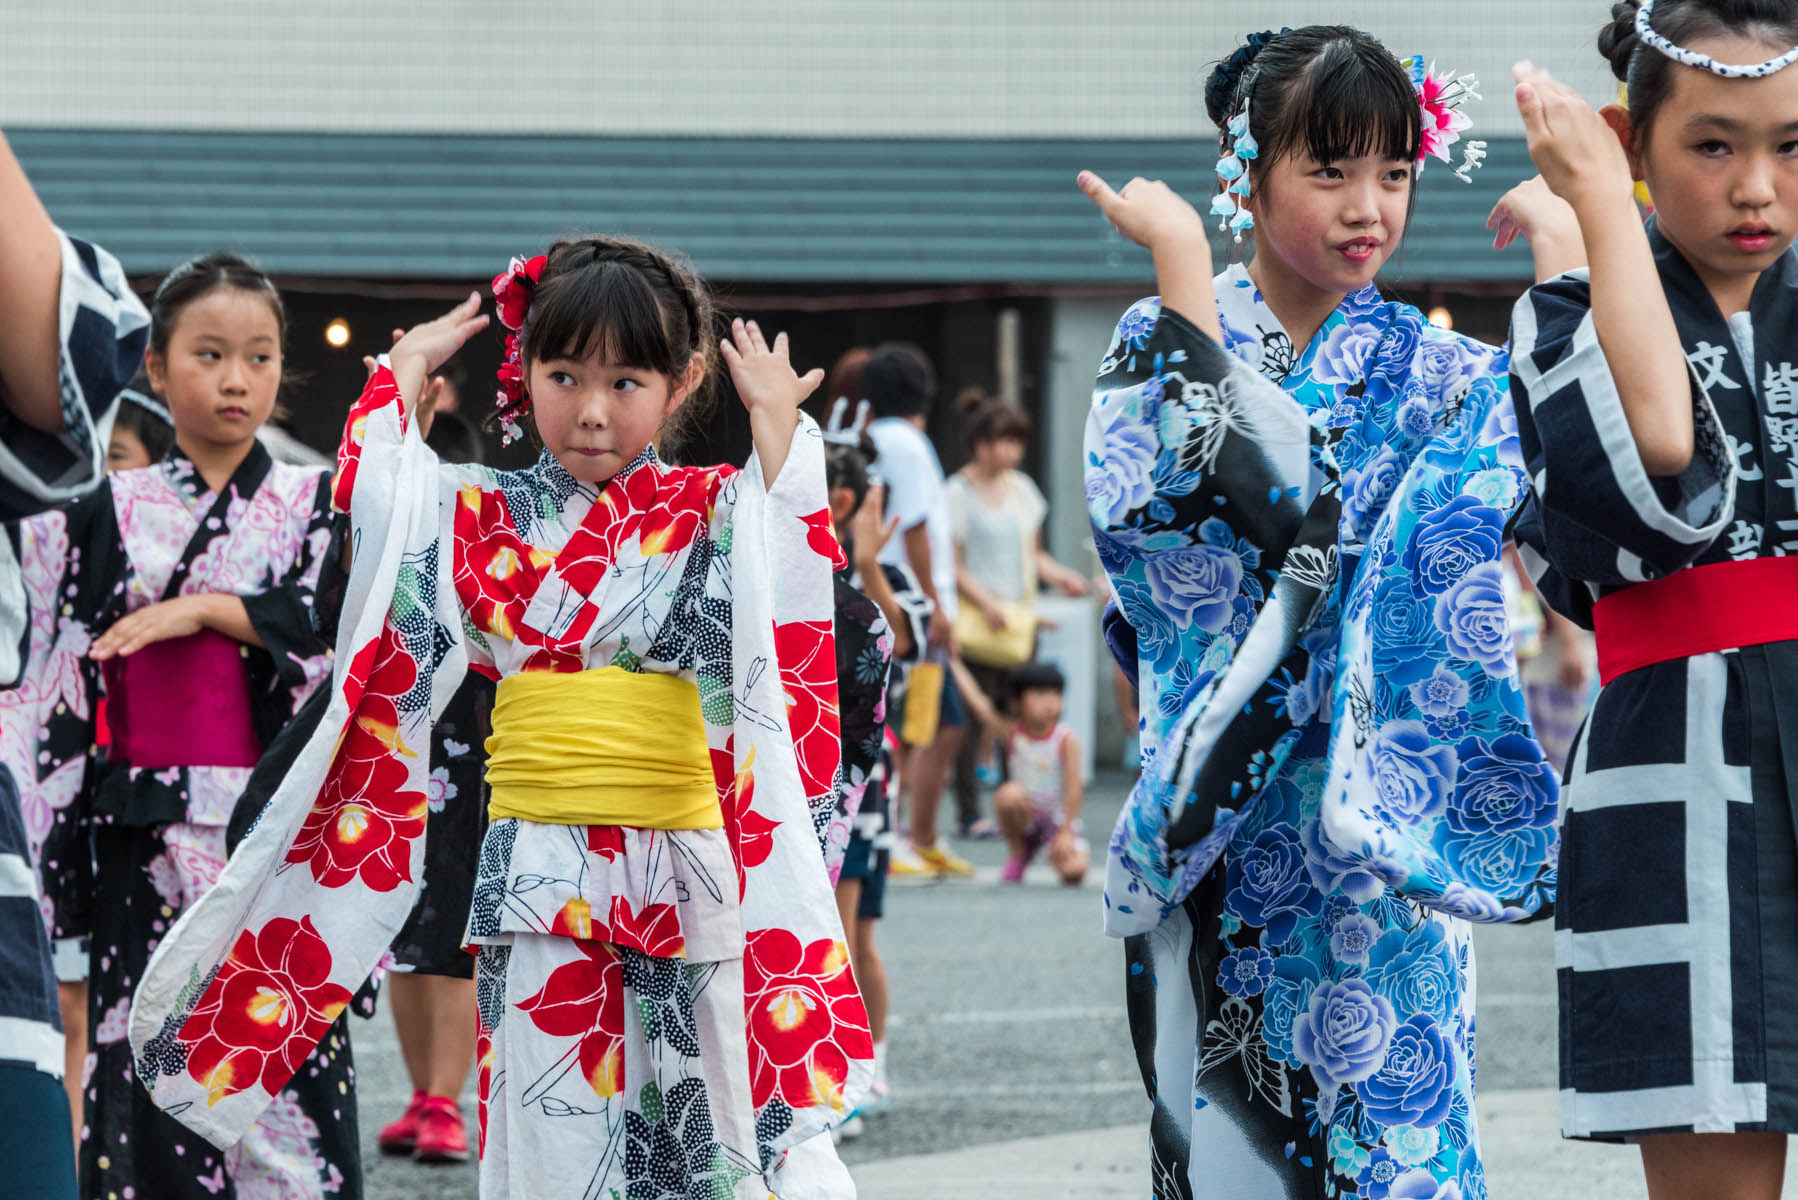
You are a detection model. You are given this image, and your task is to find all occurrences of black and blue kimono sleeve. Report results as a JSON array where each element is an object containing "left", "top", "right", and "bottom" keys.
[
  {"left": 1510, "top": 271, "right": 1734, "bottom": 621},
  {"left": 1089, "top": 297, "right": 1337, "bottom": 933}
]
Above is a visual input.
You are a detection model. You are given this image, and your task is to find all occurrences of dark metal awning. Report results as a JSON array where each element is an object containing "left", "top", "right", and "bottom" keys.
[{"left": 10, "top": 129, "right": 1537, "bottom": 286}]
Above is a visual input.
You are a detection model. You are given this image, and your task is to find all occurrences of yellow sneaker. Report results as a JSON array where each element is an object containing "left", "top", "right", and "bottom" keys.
[
  {"left": 887, "top": 843, "right": 932, "bottom": 877},
  {"left": 916, "top": 844, "right": 975, "bottom": 878}
]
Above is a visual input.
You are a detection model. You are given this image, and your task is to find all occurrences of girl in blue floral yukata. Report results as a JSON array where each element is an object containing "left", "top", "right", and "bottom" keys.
[{"left": 1077, "top": 24, "right": 1587, "bottom": 1200}]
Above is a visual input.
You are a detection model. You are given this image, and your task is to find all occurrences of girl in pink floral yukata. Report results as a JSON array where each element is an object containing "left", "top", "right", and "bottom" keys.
[
  {"left": 130, "top": 236, "right": 873, "bottom": 1199},
  {"left": 2, "top": 252, "right": 356, "bottom": 1198}
]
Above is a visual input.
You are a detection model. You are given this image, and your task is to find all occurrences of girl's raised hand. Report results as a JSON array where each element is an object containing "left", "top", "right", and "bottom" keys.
[
  {"left": 388, "top": 293, "right": 488, "bottom": 419},
  {"left": 1513, "top": 62, "right": 1634, "bottom": 210},
  {"left": 1487, "top": 175, "right": 1580, "bottom": 250},
  {"left": 720, "top": 318, "right": 824, "bottom": 416},
  {"left": 1077, "top": 172, "right": 1213, "bottom": 260},
  {"left": 847, "top": 482, "right": 901, "bottom": 564},
  {"left": 364, "top": 327, "right": 447, "bottom": 437}
]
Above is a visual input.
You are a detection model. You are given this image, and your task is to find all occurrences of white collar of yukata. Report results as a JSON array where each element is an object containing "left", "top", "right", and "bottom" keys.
[{"left": 1635, "top": 0, "right": 1798, "bottom": 78}]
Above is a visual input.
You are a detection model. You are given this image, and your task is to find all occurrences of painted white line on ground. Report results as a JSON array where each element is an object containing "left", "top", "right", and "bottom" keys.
[
  {"left": 895, "top": 1004, "right": 1120, "bottom": 1026},
  {"left": 924, "top": 1079, "right": 1143, "bottom": 1099}
]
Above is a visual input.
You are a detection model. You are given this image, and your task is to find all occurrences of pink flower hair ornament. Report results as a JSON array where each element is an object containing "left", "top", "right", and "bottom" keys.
[
  {"left": 1404, "top": 57, "right": 1487, "bottom": 183},
  {"left": 490, "top": 253, "right": 547, "bottom": 446}
]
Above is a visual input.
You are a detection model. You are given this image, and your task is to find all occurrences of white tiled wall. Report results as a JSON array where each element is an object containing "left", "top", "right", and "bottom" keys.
[{"left": 0, "top": 0, "right": 1620, "bottom": 137}]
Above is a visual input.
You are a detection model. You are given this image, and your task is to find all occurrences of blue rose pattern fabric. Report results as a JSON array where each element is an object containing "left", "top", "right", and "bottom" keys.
[{"left": 1091, "top": 266, "right": 1558, "bottom": 1199}]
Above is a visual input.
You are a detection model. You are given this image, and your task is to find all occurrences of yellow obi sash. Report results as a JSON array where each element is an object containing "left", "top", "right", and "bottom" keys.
[{"left": 484, "top": 667, "right": 722, "bottom": 829}]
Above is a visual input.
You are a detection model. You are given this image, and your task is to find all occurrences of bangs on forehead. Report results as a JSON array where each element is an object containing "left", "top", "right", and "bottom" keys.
[
  {"left": 1266, "top": 40, "right": 1420, "bottom": 165},
  {"left": 526, "top": 258, "right": 680, "bottom": 374}
]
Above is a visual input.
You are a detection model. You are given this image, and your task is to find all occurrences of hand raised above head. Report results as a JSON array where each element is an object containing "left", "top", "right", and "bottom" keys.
[
  {"left": 1076, "top": 171, "right": 1213, "bottom": 260},
  {"left": 720, "top": 318, "right": 825, "bottom": 416},
  {"left": 1511, "top": 62, "right": 1634, "bottom": 210},
  {"left": 848, "top": 481, "right": 900, "bottom": 560},
  {"left": 389, "top": 293, "right": 489, "bottom": 418}
]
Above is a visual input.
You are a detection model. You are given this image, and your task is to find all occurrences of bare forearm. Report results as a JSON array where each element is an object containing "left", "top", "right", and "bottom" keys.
[
  {"left": 1059, "top": 738, "right": 1084, "bottom": 825},
  {"left": 1529, "top": 227, "right": 1588, "bottom": 283},
  {"left": 946, "top": 654, "right": 1002, "bottom": 736},
  {"left": 1575, "top": 192, "right": 1694, "bottom": 474},
  {"left": 854, "top": 551, "right": 914, "bottom": 659},
  {"left": 749, "top": 407, "right": 798, "bottom": 488},
  {"left": 956, "top": 563, "right": 998, "bottom": 613},
  {"left": 0, "top": 133, "right": 65, "bottom": 433},
  {"left": 903, "top": 524, "right": 938, "bottom": 604},
  {"left": 196, "top": 594, "right": 264, "bottom": 649},
  {"left": 1153, "top": 235, "right": 1222, "bottom": 344}
]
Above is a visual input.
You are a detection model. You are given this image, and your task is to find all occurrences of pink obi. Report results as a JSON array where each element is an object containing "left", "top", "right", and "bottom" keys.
[{"left": 101, "top": 630, "right": 263, "bottom": 769}]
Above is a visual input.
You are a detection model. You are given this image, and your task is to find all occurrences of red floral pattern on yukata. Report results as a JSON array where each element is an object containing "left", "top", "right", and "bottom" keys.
[
  {"left": 742, "top": 928, "right": 872, "bottom": 1110},
  {"left": 797, "top": 508, "right": 848, "bottom": 571},
  {"left": 517, "top": 939, "right": 628, "bottom": 1099},
  {"left": 286, "top": 628, "right": 428, "bottom": 891},
  {"left": 180, "top": 916, "right": 354, "bottom": 1105},
  {"left": 453, "top": 485, "right": 543, "bottom": 645},
  {"left": 636, "top": 467, "right": 718, "bottom": 560},
  {"left": 774, "top": 620, "right": 842, "bottom": 801},
  {"left": 333, "top": 371, "right": 406, "bottom": 514},
  {"left": 547, "top": 894, "right": 686, "bottom": 958}
]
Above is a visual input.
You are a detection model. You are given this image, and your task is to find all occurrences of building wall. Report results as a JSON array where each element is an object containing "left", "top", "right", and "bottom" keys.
[{"left": 1, "top": 0, "right": 1620, "bottom": 139}]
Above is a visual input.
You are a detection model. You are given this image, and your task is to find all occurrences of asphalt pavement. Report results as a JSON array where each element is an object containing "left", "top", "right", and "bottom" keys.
[{"left": 352, "top": 773, "right": 1798, "bottom": 1199}]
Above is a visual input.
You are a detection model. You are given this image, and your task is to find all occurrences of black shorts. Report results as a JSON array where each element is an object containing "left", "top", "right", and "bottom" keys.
[{"left": 838, "top": 836, "right": 888, "bottom": 920}]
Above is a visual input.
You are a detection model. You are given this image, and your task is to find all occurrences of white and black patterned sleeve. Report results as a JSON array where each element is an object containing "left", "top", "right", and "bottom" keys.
[
  {"left": 0, "top": 229, "right": 150, "bottom": 520},
  {"left": 1510, "top": 270, "right": 1734, "bottom": 589}
]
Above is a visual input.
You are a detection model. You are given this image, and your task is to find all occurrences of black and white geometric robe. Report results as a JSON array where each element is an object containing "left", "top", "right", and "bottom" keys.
[{"left": 1511, "top": 222, "right": 1798, "bottom": 1140}]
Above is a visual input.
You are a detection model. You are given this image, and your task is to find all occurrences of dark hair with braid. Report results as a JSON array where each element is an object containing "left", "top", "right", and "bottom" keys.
[
  {"left": 1203, "top": 26, "right": 1421, "bottom": 210},
  {"left": 1600, "top": 1, "right": 1798, "bottom": 134},
  {"left": 499, "top": 234, "right": 718, "bottom": 450}
]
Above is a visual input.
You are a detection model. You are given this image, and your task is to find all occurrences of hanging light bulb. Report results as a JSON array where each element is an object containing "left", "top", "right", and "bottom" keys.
[
  {"left": 325, "top": 319, "right": 351, "bottom": 348},
  {"left": 1427, "top": 306, "right": 1454, "bottom": 330}
]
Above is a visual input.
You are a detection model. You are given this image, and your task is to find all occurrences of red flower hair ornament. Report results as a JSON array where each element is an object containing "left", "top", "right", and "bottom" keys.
[{"left": 490, "top": 253, "right": 547, "bottom": 446}]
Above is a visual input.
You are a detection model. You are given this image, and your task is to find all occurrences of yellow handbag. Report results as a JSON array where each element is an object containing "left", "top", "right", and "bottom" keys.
[{"left": 954, "top": 598, "right": 1036, "bottom": 669}]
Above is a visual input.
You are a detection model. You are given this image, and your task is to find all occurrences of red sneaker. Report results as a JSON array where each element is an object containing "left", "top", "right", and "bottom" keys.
[
  {"left": 413, "top": 1095, "right": 471, "bottom": 1164},
  {"left": 377, "top": 1090, "right": 428, "bottom": 1156}
]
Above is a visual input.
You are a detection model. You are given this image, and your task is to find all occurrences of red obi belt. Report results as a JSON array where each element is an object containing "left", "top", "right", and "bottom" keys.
[
  {"left": 1591, "top": 557, "right": 1798, "bottom": 686},
  {"left": 100, "top": 629, "right": 263, "bottom": 768}
]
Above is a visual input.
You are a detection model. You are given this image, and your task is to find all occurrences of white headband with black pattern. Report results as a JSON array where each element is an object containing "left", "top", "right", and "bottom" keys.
[
  {"left": 119, "top": 388, "right": 172, "bottom": 426},
  {"left": 1635, "top": 0, "right": 1798, "bottom": 78}
]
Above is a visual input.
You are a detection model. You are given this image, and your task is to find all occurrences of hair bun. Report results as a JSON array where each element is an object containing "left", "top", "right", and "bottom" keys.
[
  {"left": 1598, "top": 1, "right": 1644, "bottom": 82},
  {"left": 1205, "top": 28, "right": 1287, "bottom": 128}
]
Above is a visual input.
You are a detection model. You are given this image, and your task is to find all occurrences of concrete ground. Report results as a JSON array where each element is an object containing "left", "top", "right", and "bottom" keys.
[{"left": 354, "top": 773, "right": 1798, "bottom": 1199}]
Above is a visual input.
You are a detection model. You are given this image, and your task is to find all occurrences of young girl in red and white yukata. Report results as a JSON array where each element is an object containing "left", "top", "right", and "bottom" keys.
[{"left": 130, "top": 237, "right": 872, "bottom": 1199}]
